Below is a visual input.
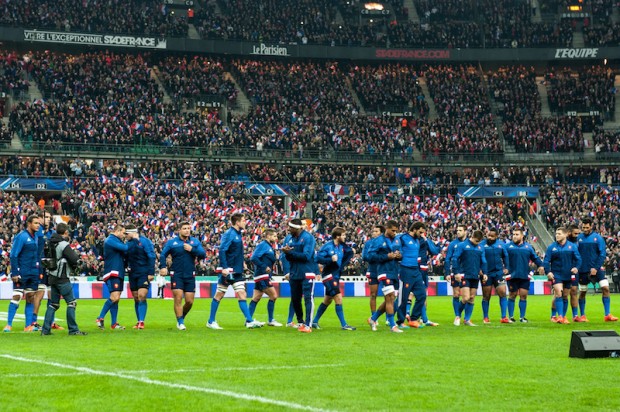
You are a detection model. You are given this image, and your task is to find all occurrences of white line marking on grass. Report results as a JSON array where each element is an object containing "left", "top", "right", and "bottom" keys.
[
  {"left": 5, "top": 372, "right": 90, "bottom": 378},
  {"left": 123, "top": 364, "right": 344, "bottom": 375},
  {"left": 215, "top": 363, "right": 344, "bottom": 372},
  {"left": 0, "top": 355, "right": 335, "bottom": 412}
]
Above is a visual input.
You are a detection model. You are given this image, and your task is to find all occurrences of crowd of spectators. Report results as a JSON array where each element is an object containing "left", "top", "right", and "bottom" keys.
[
  {"left": 0, "top": 0, "right": 188, "bottom": 37},
  {"left": 540, "top": 184, "right": 620, "bottom": 273},
  {"left": 2, "top": 0, "right": 620, "bottom": 49},
  {"left": 503, "top": 115, "right": 584, "bottom": 153},
  {"left": 199, "top": 0, "right": 339, "bottom": 44},
  {"left": 414, "top": 0, "right": 476, "bottom": 22},
  {"left": 1, "top": 53, "right": 618, "bottom": 157},
  {"left": 487, "top": 65, "right": 587, "bottom": 153},
  {"left": 482, "top": 0, "right": 573, "bottom": 48},
  {"left": 2, "top": 155, "right": 620, "bottom": 278},
  {"left": 423, "top": 65, "right": 501, "bottom": 154},
  {"left": 0, "top": 174, "right": 533, "bottom": 279},
  {"left": 593, "top": 127, "right": 620, "bottom": 156},
  {"left": 545, "top": 66, "right": 616, "bottom": 119},
  {"left": 6, "top": 156, "right": 620, "bottom": 187},
  {"left": 387, "top": 21, "right": 483, "bottom": 49},
  {"left": 583, "top": 0, "right": 619, "bottom": 46},
  {"left": 0, "top": 119, "right": 11, "bottom": 145},
  {"left": 487, "top": 65, "right": 541, "bottom": 122},
  {"left": 583, "top": 22, "right": 620, "bottom": 47},
  {"left": 0, "top": 51, "right": 31, "bottom": 100},
  {"left": 156, "top": 56, "right": 238, "bottom": 107},
  {"left": 348, "top": 64, "right": 429, "bottom": 116}
]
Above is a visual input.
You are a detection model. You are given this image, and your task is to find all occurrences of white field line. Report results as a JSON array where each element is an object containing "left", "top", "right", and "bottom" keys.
[
  {"left": 121, "top": 363, "right": 344, "bottom": 375},
  {"left": 0, "top": 354, "right": 335, "bottom": 412},
  {"left": 5, "top": 372, "right": 91, "bottom": 378}
]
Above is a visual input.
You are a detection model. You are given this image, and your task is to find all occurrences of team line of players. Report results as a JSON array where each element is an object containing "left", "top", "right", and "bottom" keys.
[
  {"left": 5, "top": 212, "right": 618, "bottom": 334},
  {"left": 105, "top": 213, "right": 619, "bottom": 332}
]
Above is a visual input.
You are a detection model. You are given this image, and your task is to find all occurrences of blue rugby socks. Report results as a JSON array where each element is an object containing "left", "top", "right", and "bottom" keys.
[
  {"left": 267, "top": 299, "right": 275, "bottom": 322},
  {"left": 208, "top": 299, "right": 220, "bottom": 324}
]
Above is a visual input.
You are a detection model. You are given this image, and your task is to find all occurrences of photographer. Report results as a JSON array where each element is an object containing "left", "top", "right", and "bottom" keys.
[{"left": 41, "top": 223, "right": 87, "bottom": 336}]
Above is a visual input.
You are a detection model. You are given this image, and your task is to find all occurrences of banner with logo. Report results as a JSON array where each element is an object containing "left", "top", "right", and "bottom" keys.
[{"left": 23, "top": 29, "right": 167, "bottom": 49}]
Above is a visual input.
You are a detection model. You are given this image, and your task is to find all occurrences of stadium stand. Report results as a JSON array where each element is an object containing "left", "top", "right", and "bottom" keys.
[
  {"left": 0, "top": 0, "right": 619, "bottom": 287},
  {"left": 0, "top": 0, "right": 188, "bottom": 37}
]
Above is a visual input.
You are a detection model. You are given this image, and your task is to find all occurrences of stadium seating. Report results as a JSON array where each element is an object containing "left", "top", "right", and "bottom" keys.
[{"left": 0, "top": 0, "right": 188, "bottom": 37}]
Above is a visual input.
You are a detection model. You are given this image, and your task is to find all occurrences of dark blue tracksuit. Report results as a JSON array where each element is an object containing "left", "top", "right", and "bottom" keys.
[
  {"left": 544, "top": 241, "right": 582, "bottom": 283},
  {"left": 362, "top": 239, "right": 378, "bottom": 283},
  {"left": 452, "top": 239, "right": 487, "bottom": 322},
  {"left": 284, "top": 230, "right": 317, "bottom": 326},
  {"left": 577, "top": 232, "right": 606, "bottom": 283},
  {"left": 481, "top": 240, "right": 509, "bottom": 286},
  {"left": 395, "top": 233, "right": 426, "bottom": 324}
]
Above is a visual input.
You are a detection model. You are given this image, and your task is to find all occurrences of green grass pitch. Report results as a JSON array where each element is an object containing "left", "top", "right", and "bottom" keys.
[{"left": 2, "top": 295, "right": 620, "bottom": 411}]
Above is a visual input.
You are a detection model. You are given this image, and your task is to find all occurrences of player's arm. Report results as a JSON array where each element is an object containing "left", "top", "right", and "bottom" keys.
[
  {"left": 342, "top": 244, "right": 354, "bottom": 268},
  {"left": 367, "top": 243, "right": 390, "bottom": 263},
  {"left": 572, "top": 248, "right": 582, "bottom": 276},
  {"left": 144, "top": 239, "right": 157, "bottom": 275},
  {"left": 159, "top": 240, "right": 171, "bottom": 275},
  {"left": 444, "top": 243, "right": 455, "bottom": 278},
  {"left": 480, "top": 248, "right": 488, "bottom": 276},
  {"left": 501, "top": 245, "right": 509, "bottom": 274},
  {"left": 316, "top": 244, "right": 335, "bottom": 265},
  {"left": 286, "top": 234, "right": 315, "bottom": 262},
  {"left": 451, "top": 245, "right": 464, "bottom": 279},
  {"left": 9, "top": 234, "right": 24, "bottom": 278},
  {"left": 543, "top": 245, "right": 553, "bottom": 277},
  {"left": 218, "top": 231, "right": 231, "bottom": 271},
  {"left": 595, "top": 237, "right": 607, "bottom": 271},
  {"left": 251, "top": 243, "right": 268, "bottom": 274},
  {"left": 192, "top": 238, "right": 207, "bottom": 260},
  {"left": 425, "top": 239, "right": 441, "bottom": 256}
]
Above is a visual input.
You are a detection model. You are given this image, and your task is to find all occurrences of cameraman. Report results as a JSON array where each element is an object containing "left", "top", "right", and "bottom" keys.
[{"left": 41, "top": 223, "right": 87, "bottom": 336}]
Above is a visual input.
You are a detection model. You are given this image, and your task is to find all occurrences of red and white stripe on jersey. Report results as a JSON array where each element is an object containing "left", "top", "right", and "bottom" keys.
[
  {"left": 322, "top": 274, "right": 333, "bottom": 283},
  {"left": 420, "top": 265, "right": 429, "bottom": 272},
  {"left": 253, "top": 274, "right": 270, "bottom": 282},
  {"left": 102, "top": 271, "right": 119, "bottom": 281},
  {"left": 305, "top": 273, "right": 316, "bottom": 280},
  {"left": 377, "top": 274, "right": 387, "bottom": 282}
]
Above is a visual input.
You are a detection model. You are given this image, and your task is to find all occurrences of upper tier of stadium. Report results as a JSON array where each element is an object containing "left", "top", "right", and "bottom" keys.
[
  {"left": 0, "top": 0, "right": 618, "bottom": 49},
  {"left": 1, "top": 51, "right": 618, "bottom": 165}
]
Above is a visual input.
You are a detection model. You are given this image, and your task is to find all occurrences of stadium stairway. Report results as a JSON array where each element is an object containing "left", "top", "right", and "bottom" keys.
[
  {"left": 535, "top": 76, "right": 552, "bottom": 117},
  {"left": 334, "top": 6, "right": 345, "bottom": 26},
  {"left": 224, "top": 72, "right": 251, "bottom": 115},
  {"left": 188, "top": 24, "right": 201, "bottom": 39},
  {"left": 9, "top": 120, "right": 23, "bottom": 151},
  {"left": 523, "top": 198, "right": 554, "bottom": 254},
  {"left": 404, "top": 0, "right": 419, "bottom": 23},
  {"left": 344, "top": 78, "right": 367, "bottom": 116},
  {"left": 572, "top": 30, "right": 585, "bottom": 48},
  {"left": 28, "top": 81, "right": 43, "bottom": 101},
  {"left": 531, "top": 0, "right": 542, "bottom": 23},
  {"left": 417, "top": 78, "right": 437, "bottom": 120},
  {"left": 583, "top": 132, "right": 595, "bottom": 160},
  {"left": 150, "top": 67, "right": 173, "bottom": 105}
]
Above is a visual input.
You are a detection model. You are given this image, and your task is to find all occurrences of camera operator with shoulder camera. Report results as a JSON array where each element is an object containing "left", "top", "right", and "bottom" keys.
[{"left": 41, "top": 223, "right": 87, "bottom": 336}]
